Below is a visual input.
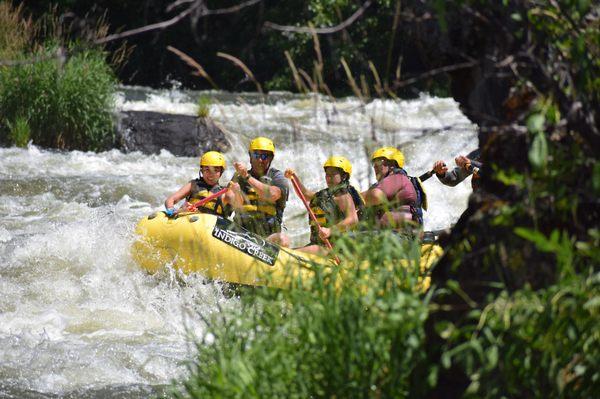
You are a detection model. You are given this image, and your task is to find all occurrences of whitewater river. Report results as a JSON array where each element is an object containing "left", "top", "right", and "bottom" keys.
[{"left": 0, "top": 87, "right": 477, "bottom": 397}]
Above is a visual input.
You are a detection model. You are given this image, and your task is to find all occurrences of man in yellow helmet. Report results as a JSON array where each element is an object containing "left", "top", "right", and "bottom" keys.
[
  {"left": 285, "top": 156, "right": 363, "bottom": 255},
  {"left": 164, "top": 151, "right": 240, "bottom": 217},
  {"left": 364, "top": 146, "right": 427, "bottom": 228},
  {"left": 231, "top": 137, "right": 289, "bottom": 244}
]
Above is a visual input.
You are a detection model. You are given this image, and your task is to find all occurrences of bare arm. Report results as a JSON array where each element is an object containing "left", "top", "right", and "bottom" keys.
[
  {"left": 164, "top": 182, "right": 192, "bottom": 209},
  {"left": 223, "top": 182, "right": 243, "bottom": 208},
  {"left": 234, "top": 162, "right": 282, "bottom": 202},
  {"left": 334, "top": 193, "right": 358, "bottom": 230},
  {"left": 284, "top": 169, "right": 315, "bottom": 200},
  {"left": 318, "top": 193, "right": 358, "bottom": 240}
]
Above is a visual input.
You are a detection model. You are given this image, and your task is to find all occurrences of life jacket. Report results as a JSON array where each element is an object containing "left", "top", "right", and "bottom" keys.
[
  {"left": 308, "top": 181, "right": 364, "bottom": 245},
  {"left": 187, "top": 178, "right": 231, "bottom": 217},
  {"left": 234, "top": 168, "right": 287, "bottom": 236},
  {"left": 393, "top": 167, "right": 428, "bottom": 226}
]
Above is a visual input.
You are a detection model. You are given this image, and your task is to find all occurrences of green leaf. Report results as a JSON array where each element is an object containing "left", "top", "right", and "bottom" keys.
[
  {"left": 486, "top": 346, "right": 499, "bottom": 369},
  {"left": 592, "top": 163, "right": 600, "bottom": 194},
  {"left": 583, "top": 297, "right": 600, "bottom": 312},
  {"left": 514, "top": 227, "right": 554, "bottom": 252},
  {"left": 527, "top": 113, "right": 545, "bottom": 133},
  {"left": 528, "top": 131, "right": 548, "bottom": 170}
]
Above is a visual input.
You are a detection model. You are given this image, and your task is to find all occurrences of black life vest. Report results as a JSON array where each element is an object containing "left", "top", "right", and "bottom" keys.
[
  {"left": 187, "top": 178, "right": 231, "bottom": 217},
  {"left": 308, "top": 181, "right": 364, "bottom": 245}
]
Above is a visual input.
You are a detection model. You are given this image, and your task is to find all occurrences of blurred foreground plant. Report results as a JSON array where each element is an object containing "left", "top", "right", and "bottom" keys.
[{"left": 172, "top": 231, "right": 432, "bottom": 398}]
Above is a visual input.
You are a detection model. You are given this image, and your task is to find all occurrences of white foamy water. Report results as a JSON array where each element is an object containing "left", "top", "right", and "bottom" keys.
[{"left": 0, "top": 87, "right": 477, "bottom": 396}]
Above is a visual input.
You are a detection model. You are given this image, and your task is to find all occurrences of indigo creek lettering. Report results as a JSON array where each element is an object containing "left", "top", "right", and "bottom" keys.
[{"left": 213, "top": 227, "right": 276, "bottom": 265}]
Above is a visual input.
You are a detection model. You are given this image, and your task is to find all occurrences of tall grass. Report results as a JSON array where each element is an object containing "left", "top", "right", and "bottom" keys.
[
  {"left": 0, "top": 47, "right": 116, "bottom": 150},
  {"left": 172, "top": 232, "right": 432, "bottom": 398},
  {"left": 0, "top": 3, "right": 33, "bottom": 60},
  {"left": 6, "top": 116, "right": 31, "bottom": 148},
  {"left": 0, "top": 5, "right": 117, "bottom": 151}
]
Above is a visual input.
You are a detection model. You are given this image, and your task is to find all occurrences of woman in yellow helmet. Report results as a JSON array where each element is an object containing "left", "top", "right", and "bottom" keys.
[
  {"left": 164, "top": 151, "right": 240, "bottom": 217},
  {"left": 364, "top": 146, "right": 427, "bottom": 228},
  {"left": 284, "top": 156, "right": 363, "bottom": 255}
]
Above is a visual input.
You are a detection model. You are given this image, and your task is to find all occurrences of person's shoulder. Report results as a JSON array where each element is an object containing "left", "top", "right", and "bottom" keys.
[
  {"left": 268, "top": 167, "right": 284, "bottom": 178},
  {"left": 268, "top": 168, "right": 288, "bottom": 184}
]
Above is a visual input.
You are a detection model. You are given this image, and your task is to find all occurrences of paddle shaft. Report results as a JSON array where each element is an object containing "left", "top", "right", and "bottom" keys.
[
  {"left": 289, "top": 176, "right": 340, "bottom": 263},
  {"left": 188, "top": 187, "right": 229, "bottom": 211},
  {"left": 419, "top": 170, "right": 435, "bottom": 182}
]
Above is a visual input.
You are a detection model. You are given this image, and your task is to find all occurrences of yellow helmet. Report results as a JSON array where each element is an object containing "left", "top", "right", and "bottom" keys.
[
  {"left": 371, "top": 146, "right": 404, "bottom": 168},
  {"left": 200, "top": 151, "right": 226, "bottom": 168},
  {"left": 323, "top": 156, "right": 352, "bottom": 176},
  {"left": 249, "top": 137, "right": 275, "bottom": 155},
  {"left": 394, "top": 150, "right": 405, "bottom": 168}
]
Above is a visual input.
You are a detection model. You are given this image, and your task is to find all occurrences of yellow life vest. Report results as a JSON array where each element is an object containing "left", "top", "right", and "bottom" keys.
[{"left": 187, "top": 178, "right": 230, "bottom": 217}]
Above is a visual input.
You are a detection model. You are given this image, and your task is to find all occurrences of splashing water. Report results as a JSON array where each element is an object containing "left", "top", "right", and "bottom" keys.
[{"left": 0, "top": 87, "right": 477, "bottom": 396}]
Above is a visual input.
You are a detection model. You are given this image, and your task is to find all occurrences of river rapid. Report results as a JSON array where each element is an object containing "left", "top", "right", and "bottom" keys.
[{"left": 0, "top": 87, "right": 477, "bottom": 397}]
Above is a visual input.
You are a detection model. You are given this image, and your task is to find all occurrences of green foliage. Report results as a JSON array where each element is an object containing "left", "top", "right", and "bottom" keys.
[
  {"left": 6, "top": 116, "right": 31, "bottom": 148},
  {"left": 0, "top": 46, "right": 116, "bottom": 151},
  {"left": 172, "top": 232, "right": 432, "bottom": 398},
  {"left": 0, "top": 2, "right": 33, "bottom": 60},
  {"left": 435, "top": 266, "right": 599, "bottom": 398},
  {"left": 196, "top": 95, "right": 211, "bottom": 119}
]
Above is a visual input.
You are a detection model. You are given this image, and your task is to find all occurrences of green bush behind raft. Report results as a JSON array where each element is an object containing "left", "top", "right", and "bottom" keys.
[
  {"left": 0, "top": 46, "right": 116, "bottom": 151},
  {"left": 0, "top": 4, "right": 116, "bottom": 151}
]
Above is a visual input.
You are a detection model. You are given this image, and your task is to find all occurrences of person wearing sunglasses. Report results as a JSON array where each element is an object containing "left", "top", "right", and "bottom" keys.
[
  {"left": 284, "top": 156, "right": 363, "bottom": 255},
  {"left": 164, "top": 151, "right": 240, "bottom": 218},
  {"left": 363, "top": 146, "right": 427, "bottom": 228},
  {"left": 231, "top": 137, "right": 289, "bottom": 245}
]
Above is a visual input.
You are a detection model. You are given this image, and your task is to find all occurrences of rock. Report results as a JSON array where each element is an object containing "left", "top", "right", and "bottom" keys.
[{"left": 116, "top": 111, "right": 231, "bottom": 156}]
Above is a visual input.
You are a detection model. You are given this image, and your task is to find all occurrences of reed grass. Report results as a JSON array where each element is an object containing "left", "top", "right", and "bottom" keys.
[
  {"left": 171, "top": 231, "right": 431, "bottom": 398},
  {"left": 0, "top": 46, "right": 116, "bottom": 150},
  {"left": 6, "top": 116, "right": 31, "bottom": 148}
]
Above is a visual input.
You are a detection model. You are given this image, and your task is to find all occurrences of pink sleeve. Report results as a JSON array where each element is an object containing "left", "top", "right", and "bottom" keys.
[{"left": 375, "top": 174, "right": 417, "bottom": 205}]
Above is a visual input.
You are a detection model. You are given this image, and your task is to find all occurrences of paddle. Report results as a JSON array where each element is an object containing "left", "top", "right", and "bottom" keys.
[
  {"left": 288, "top": 175, "right": 340, "bottom": 265},
  {"left": 184, "top": 187, "right": 229, "bottom": 212},
  {"left": 418, "top": 170, "right": 435, "bottom": 182}
]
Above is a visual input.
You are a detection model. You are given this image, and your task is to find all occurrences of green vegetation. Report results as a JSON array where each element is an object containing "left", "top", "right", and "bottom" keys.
[
  {"left": 6, "top": 116, "right": 31, "bottom": 148},
  {"left": 167, "top": 1, "right": 599, "bottom": 397},
  {"left": 172, "top": 232, "right": 432, "bottom": 398},
  {"left": 0, "top": 4, "right": 116, "bottom": 151},
  {"left": 196, "top": 95, "right": 211, "bottom": 119}
]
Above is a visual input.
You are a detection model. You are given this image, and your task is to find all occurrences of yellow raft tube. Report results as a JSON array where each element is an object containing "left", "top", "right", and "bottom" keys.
[{"left": 132, "top": 212, "right": 443, "bottom": 289}]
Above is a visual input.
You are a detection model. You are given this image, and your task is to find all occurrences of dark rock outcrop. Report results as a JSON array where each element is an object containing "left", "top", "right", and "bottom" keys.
[{"left": 117, "top": 111, "right": 230, "bottom": 157}]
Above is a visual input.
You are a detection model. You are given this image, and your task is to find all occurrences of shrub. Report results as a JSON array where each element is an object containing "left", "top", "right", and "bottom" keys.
[
  {"left": 172, "top": 232, "right": 432, "bottom": 398},
  {"left": 434, "top": 228, "right": 600, "bottom": 398},
  {"left": 6, "top": 116, "right": 31, "bottom": 147},
  {"left": 0, "top": 45, "right": 117, "bottom": 151}
]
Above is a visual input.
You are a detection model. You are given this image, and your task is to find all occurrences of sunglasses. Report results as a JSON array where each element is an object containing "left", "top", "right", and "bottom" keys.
[
  {"left": 201, "top": 166, "right": 222, "bottom": 174},
  {"left": 372, "top": 158, "right": 387, "bottom": 167},
  {"left": 251, "top": 152, "right": 272, "bottom": 161}
]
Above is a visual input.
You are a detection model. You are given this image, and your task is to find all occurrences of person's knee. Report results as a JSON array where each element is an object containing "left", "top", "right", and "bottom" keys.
[{"left": 267, "top": 232, "right": 290, "bottom": 247}]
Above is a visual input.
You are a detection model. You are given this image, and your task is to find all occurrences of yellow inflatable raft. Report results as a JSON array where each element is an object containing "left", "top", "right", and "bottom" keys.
[{"left": 132, "top": 212, "right": 443, "bottom": 289}]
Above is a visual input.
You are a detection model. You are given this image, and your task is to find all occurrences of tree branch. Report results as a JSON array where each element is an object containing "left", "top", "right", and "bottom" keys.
[
  {"left": 94, "top": 0, "right": 262, "bottom": 45},
  {"left": 263, "top": 0, "right": 372, "bottom": 34}
]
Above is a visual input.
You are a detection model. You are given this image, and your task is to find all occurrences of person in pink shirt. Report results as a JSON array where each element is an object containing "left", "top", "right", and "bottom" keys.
[{"left": 363, "top": 146, "right": 425, "bottom": 229}]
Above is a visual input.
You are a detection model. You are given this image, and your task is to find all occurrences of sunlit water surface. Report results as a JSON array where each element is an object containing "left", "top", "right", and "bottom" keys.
[{"left": 0, "top": 87, "right": 477, "bottom": 397}]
